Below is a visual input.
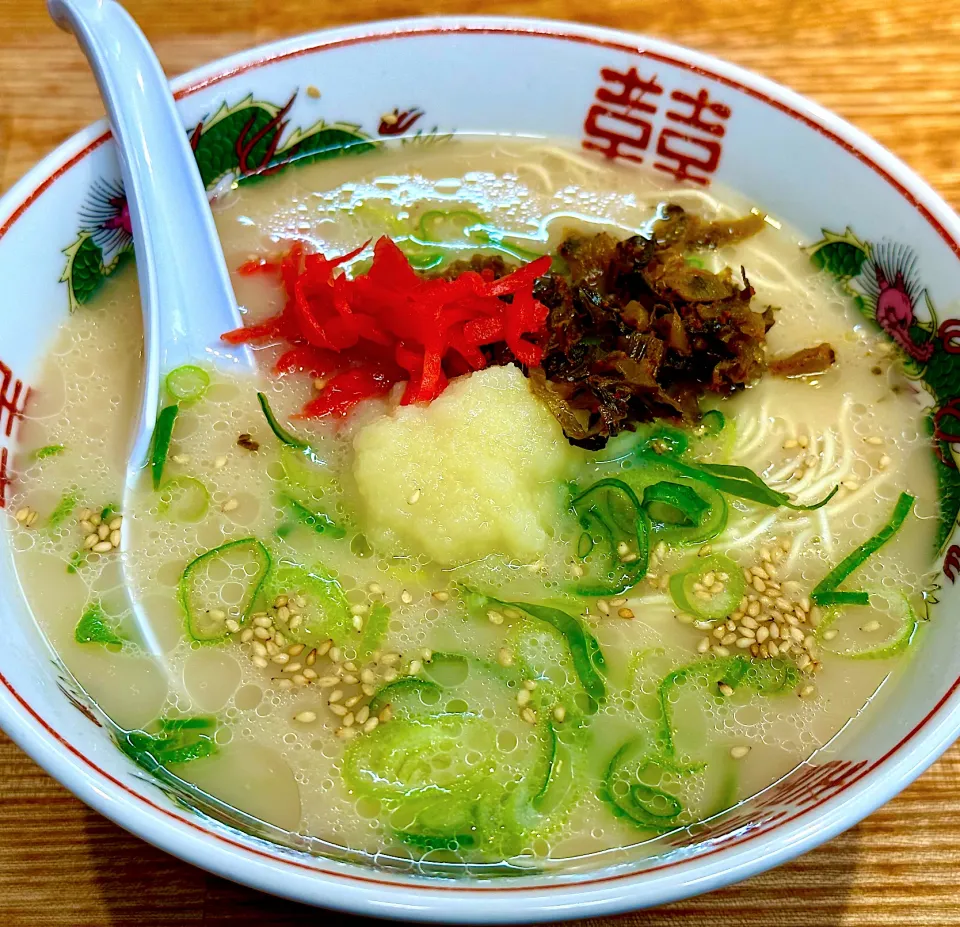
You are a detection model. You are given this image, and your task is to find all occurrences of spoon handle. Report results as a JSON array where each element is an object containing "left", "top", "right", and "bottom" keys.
[{"left": 48, "top": 0, "right": 252, "bottom": 461}]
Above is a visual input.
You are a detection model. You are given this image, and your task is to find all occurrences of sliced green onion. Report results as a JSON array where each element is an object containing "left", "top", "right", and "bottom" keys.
[
  {"left": 151, "top": 404, "right": 179, "bottom": 490},
  {"left": 257, "top": 392, "right": 314, "bottom": 453},
  {"left": 178, "top": 538, "right": 271, "bottom": 642},
  {"left": 158, "top": 476, "right": 210, "bottom": 522},
  {"left": 47, "top": 489, "right": 79, "bottom": 527},
  {"left": 265, "top": 560, "right": 352, "bottom": 648},
  {"left": 118, "top": 716, "right": 217, "bottom": 770},
  {"left": 643, "top": 481, "right": 711, "bottom": 527},
  {"left": 700, "top": 410, "right": 725, "bottom": 437},
  {"left": 32, "top": 444, "right": 65, "bottom": 461},
  {"left": 416, "top": 209, "right": 487, "bottom": 244},
  {"left": 816, "top": 591, "right": 919, "bottom": 659},
  {"left": 571, "top": 478, "right": 649, "bottom": 596},
  {"left": 359, "top": 601, "right": 390, "bottom": 660},
  {"left": 811, "top": 492, "right": 915, "bottom": 606},
  {"left": 602, "top": 736, "right": 687, "bottom": 831},
  {"left": 469, "top": 591, "right": 606, "bottom": 708},
  {"left": 657, "top": 654, "right": 799, "bottom": 755},
  {"left": 281, "top": 494, "right": 345, "bottom": 539},
  {"left": 639, "top": 450, "right": 837, "bottom": 511},
  {"left": 75, "top": 602, "right": 124, "bottom": 647},
  {"left": 165, "top": 365, "right": 210, "bottom": 403},
  {"left": 669, "top": 554, "right": 745, "bottom": 622}
]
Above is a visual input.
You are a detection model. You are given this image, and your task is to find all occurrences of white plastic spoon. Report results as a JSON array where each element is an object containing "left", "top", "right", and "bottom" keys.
[{"left": 48, "top": 0, "right": 255, "bottom": 660}]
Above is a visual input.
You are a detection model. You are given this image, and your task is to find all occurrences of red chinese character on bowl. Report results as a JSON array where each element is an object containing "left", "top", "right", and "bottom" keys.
[
  {"left": 654, "top": 88, "right": 732, "bottom": 185},
  {"left": 582, "top": 66, "right": 664, "bottom": 164}
]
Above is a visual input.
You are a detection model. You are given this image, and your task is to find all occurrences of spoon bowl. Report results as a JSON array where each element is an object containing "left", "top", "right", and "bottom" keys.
[{"left": 47, "top": 0, "right": 255, "bottom": 660}]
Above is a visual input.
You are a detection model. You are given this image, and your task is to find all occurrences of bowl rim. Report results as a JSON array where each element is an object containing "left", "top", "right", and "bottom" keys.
[{"left": 2, "top": 14, "right": 959, "bottom": 922}]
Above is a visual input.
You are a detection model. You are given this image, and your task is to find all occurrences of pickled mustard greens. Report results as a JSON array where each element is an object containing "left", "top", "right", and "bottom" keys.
[{"left": 9, "top": 137, "right": 941, "bottom": 871}]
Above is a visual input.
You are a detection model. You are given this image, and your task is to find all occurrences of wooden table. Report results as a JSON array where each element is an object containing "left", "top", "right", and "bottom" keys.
[{"left": 3, "top": 1, "right": 960, "bottom": 924}]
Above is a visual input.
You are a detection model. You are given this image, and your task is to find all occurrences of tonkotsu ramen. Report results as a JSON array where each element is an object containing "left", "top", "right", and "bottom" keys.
[{"left": 7, "top": 138, "right": 939, "bottom": 869}]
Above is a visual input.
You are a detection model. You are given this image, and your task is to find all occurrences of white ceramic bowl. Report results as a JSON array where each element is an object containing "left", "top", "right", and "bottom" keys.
[{"left": 2, "top": 15, "right": 960, "bottom": 922}]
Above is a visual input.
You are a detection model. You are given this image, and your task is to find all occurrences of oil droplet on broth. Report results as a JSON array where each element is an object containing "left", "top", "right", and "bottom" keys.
[
  {"left": 183, "top": 648, "right": 242, "bottom": 712},
  {"left": 179, "top": 741, "right": 302, "bottom": 831}
]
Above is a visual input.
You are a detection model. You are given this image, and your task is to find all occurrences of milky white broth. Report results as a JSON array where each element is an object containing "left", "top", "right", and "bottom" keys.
[{"left": 8, "top": 138, "right": 939, "bottom": 869}]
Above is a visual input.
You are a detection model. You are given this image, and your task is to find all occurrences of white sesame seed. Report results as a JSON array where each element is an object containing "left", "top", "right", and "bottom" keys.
[
  {"left": 718, "top": 683, "right": 734, "bottom": 697},
  {"left": 251, "top": 656, "right": 268, "bottom": 669},
  {"left": 520, "top": 707, "right": 537, "bottom": 725},
  {"left": 407, "top": 489, "right": 421, "bottom": 505},
  {"left": 431, "top": 590, "right": 449, "bottom": 602},
  {"left": 222, "top": 498, "right": 239, "bottom": 512},
  {"left": 879, "top": 455, "right": 891, "bottom": 469},
  {"left": 364, "top": 717, "right": 379, "bottom": 733},
  {"left": 408, "top": 660, "right": 422, "bottom": 675},
  {"left": 368, "top": 583, "right": 383, "bottom": 595},
  {"left": 329, "top": 704, "right": 348, "bottom": 717},
  {"left": 697, "top": 637, "right": 710, "bottom": 653},
  {"left": 294, "top": 711, "right": 317, "bottom": 724},
  {"left": 272, "top": 653, "right": 290, "bottom": 665},
  {"left": 865, "top": 436, "right": 884, "bottom": 446},
  {"left": 799, "top": 684, "right": 816, "bottom": 699},
  {"left": 730, "top": 745, "right": 751, "bottom": 759},
  {"left": 240, "top": 629, "right": 254, "bottom": 643},
  {"left": 553, "top": 706, "right": 566, "bottom": 723},
  {"left": 352, "top": 614, "right": 364, "bottom": 632},
  {"left": 862, "top": 620, "right": 881, "bottom": 633},
  {"left": 92, "top": 540, "right": 113, "bottom": 553},
  {"left": 487, "top": 609, "right": 504, "bottom": 626},
  {"left": 823, "top": 629, "right": 839, "bottom": 641},
  {"left": 225, "top": 619, "right": 240, "bottom": 633},
  {"left": 214, "top": 455, "right": 228, "bottom": 468},
  {"left": 517, "top": 689, "right": 531, "bottom": 708}
]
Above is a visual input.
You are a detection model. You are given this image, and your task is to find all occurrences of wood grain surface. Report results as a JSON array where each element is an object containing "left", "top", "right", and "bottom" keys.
[{"left": 3, "top": 1, "right": 960, "bottom": 924}]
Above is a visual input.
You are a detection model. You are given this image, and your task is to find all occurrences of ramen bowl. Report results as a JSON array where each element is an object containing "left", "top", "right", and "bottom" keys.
[{"left": 1, "top": 15, "right": 959, "bottom": 923}]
